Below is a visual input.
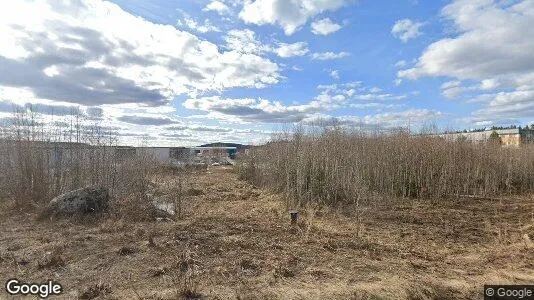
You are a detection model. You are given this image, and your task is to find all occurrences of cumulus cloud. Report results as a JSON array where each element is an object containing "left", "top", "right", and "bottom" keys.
[
  {"left": 468, "top": 90, "right": 534, "bottom": 125},
  {"left": 311, "top": 18, "right": 342, "bottom": 35},
  {"left": 160, "top": 132, "right": 193, "bottom": 138},
  {"left": 0, "top": 99, "right": 108, "bottom": 120},
  {"left": 329, "top": 70, "right": 340, "bottom": 80},
  {"left": 317, "top": 82, "right": 406, "bottom": 101},
  {"left": 203, "top": 1, "right": 231, "bottom": 15},
  {"left": 349, "top": 103, "right": 404, "bottom": 110},
  {"left": 354, "top": 93, "right": 406, "bottom": 101},
  {"left": 398, "top": 0, "right": 534, "bottom": 84},
  {"left": 183, "top": 88, "right": 360, "bottom": 123},
  {"left": 0, "top": 0, "right": 280, "bottom": 107},
  {"left": 440, "top": 81, "right": 463, "bottom": 99},
  {"left": 273, "top": 42, "right": 309, "bottom": 58},
  {"left": 0, "top": 94, "right": 268, "bottom": 146},
  {"left": 176, "top": 17, "right": 221, "bottom": 33},
  {"left": 332, "top": 109, "right": 442, "bottom": 128},
  {"left": 116, "top": 115, "right": 180, "bottom": 126},
  {"left": 190, "top": 126, "right": 233, "bottom": 133},
  {"left": 164, "top": 124, "right": 232, "bottom": 133},
  {"left": 439, "top": 80, "right": 483, "bottom": 99},
  {"left": 239, "top": 0, "right": 349, "bottom": 35},
  {"left": 398, "top": 0, "right": 534, "bottom": 123},
  {"left": 302, "top": 108, "right": 442, "bottom": 130},
  {"left": 23, "top": 102, "right": 82, "bottom": 116},
  {"left": 184, "top": 96, "right": 313, "bottom": 123},
  {"left": 391, "top": 19, "right": 423, "bottom": 43},
  {"left": 362, "top": 109, "right": 442, "bottom": 126},
  {"left": 183, "top": 81, "right": 407, "bottom": 123},
  {"left": 223, "top": 29, "right": 268, "bottom": 54},
  {"left": 310, "top": 51, "right": 350, "bottom": 60},
  {"left": 224, "top": 29, "right": 308, "bottom": 58}
]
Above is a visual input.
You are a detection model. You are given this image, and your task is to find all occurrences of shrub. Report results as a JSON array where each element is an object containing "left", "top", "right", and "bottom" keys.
[
  {"left": 238, "top": 126, "right": 534, "bottom": 208},
  {"left": 0, "top": 109, "right": 157, "bottom": 217}
]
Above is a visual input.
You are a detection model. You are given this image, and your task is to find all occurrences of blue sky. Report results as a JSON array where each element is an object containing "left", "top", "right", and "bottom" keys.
[{"left": 0, "top": 0, "right": 533, "bottom": 145}]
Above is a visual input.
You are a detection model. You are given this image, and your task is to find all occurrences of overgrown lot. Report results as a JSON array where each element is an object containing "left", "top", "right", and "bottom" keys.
[
  {"left": 1, "top": 167, "right": 534, "bottom": 299},
  {"left": 2, "top": 125, "right": 534, "bottom": 299},
  {"left": 238, "top": 128, "right": 534, "bottom": 209}
]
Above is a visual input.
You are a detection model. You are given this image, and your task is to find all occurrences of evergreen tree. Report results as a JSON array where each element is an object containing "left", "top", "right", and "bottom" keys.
[{"left": 488, "top": 131, "right": 502, "bottom": 145}]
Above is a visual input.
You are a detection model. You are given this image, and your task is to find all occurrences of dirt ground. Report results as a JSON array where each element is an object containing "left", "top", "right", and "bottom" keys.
[{"left": 1, "top": 166, "right": 534, "bottom": 299}]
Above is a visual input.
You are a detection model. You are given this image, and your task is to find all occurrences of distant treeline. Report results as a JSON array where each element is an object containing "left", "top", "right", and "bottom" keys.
[{"left": 443, "top": 124, "right": 534, "bottom": 134}]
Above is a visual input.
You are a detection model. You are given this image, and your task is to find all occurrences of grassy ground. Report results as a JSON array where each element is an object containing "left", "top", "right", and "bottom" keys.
[{"left": 1, "top": 166, "right": 534, "bottom": 299}]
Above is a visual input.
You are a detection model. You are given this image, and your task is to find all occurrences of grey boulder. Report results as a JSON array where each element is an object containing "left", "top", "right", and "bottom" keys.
[{"left": 43, "top": 187, "right": 110, "bottom": 217}]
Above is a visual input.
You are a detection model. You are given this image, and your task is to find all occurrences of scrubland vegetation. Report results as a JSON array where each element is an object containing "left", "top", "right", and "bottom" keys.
[
  {"left": 1, "top": 116, "right": 534, "bottom": 299},
  {"left": 238, "top": 126, "right": 534, "bottom": 209},
  {"left": 0, "top": 109, "right": 158, "bottom": 219}
]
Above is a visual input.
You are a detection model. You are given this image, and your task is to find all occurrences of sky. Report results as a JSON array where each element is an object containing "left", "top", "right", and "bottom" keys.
[{"left": 0, "top": 0, "right": 533, "bottom": 146}]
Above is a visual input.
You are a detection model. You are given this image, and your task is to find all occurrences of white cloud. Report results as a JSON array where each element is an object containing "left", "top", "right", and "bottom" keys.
[
  {"left": 468, "top": 90, "right": 534, "bottom": 124},
  {"left": 394, "top": 60, "right": 407, "bottom": 68},
  {"left": 369, "top": 87, "right": 382, "bottom": 93},
  {"left": 177, "top": 17, "right": 221, "bottom": 33},
  {"left": 440, "top": 81, "right": 463, "bottom": 98},
  {"left": 273, "top": 42, "right": 309, "bottom": 58},
  {"left": 362, "top": 109, "right": 442, "bottom": 127},
  {"left": 311, "top": 18, "right": 342, "bottom": 35},
  {"left": 391, "top": 19, "right": 423, "bottom": 43},
  {"left": 224, "top": 30, "right": 308, "bottom": 58},
  {"left": 223, "top": 29, "right": 268, "bottom": 54},
  {"left": 182, "top": 81, "right": 407, "bottom": 124},
  {"left": 349, "top": 103, "right": 404, "bottom": 110},
  {"left": 310, "top": 51, "right": 350, "bottom": 60},
  {"left": 397, "top": 0, "right": 534, "bottom": 123},
  {"left": 239, "top": 0, "right": 349, "bottom": 35},
  {"left": 0, "top": 0, "right": 281, "bottom": 107},
  {"left": 117, "top": 115, "right": 180, "bottom": 126},
  {"left": 329, "top": 70, "right": 340, "bottom": 80},
  {"left": 354, "top": 93, "right": 406, "bottom": 101},
  {"left": 184, "top": 96, "right": 317, "bottom": 123},
  {"left": 479, "top": 79, "right": 500, "bottom": 90},
  {"left": 317, "top": 82, "right": 406, "bottom": 101},
  {"left": 0, "top": 95, "right": 276, "bottom": 145},
  {"left": 439, "top": 80, "right": 489, "bottom": 99},
  {"left": 398, "top": 0, "right": 534, "bottom": 84},
  {"left": 203, "top": 1, "right": 231, "bottom": 15},
  {"left": 303, "top": 109, "right": 442, "bottom": 130}
]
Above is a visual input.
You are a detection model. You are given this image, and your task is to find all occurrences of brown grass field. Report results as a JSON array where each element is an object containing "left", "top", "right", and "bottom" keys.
[{"left": 1, "top": 166, "right": 534, "bottom": 299}]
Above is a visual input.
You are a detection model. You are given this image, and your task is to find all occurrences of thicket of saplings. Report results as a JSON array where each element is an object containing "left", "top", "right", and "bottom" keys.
[
  {"left": 0, "top": 110, "right": 167, "bottom": 220},
  {"left": 238, "top": 126, "right": 534, "bottom": 208}
]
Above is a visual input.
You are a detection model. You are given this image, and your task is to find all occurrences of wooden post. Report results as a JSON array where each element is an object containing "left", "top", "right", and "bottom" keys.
[
  {"left": 289, "top": 210, "right": 299, "bottom": 227},
  {"left": 174, "top": 176, "right": 182, "bottom": 219}
]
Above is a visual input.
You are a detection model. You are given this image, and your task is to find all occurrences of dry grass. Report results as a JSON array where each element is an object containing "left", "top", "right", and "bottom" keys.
[
  {"left": 2, "top": 113, "right": 534, "bottom": 298},
  {"left": 1, "top": 167, "right": 533, "bottom": 299}
]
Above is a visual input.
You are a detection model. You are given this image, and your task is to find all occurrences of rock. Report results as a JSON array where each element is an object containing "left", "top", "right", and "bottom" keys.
[
  {"left": 117, "top": 246, "right": 138, "bottom": 256},
  {"left": 146, "top": 193, "right": 176, "bottom": 221},
  {"left": 43, "top": 187, "right": 109, "bottom": 217}
]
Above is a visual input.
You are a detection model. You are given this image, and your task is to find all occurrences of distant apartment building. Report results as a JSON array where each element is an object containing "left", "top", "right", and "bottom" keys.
[{"left": 438, "top": 128, "right": 534, "bottom": 147}]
